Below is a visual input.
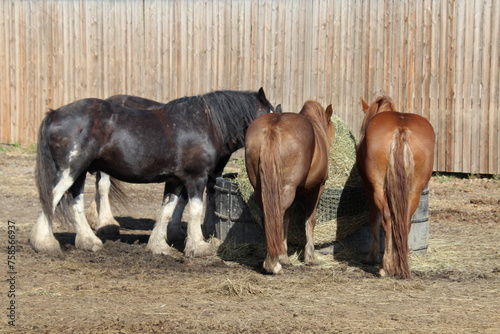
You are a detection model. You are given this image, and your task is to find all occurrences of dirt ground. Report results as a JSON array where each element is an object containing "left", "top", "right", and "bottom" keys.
[{"left": 1, "top": 144, "right": 499, "bottom": 333}]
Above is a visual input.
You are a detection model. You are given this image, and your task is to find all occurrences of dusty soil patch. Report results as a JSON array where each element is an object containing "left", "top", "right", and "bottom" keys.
[{"left": 0, "top": 145, "right": 499, "bottom": 333}]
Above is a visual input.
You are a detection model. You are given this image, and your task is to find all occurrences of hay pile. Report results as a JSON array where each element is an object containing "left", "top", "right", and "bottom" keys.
[
  {"left": 326, "top": 115, "right": 363, "bottom": 188},
  {"left": 229, "top": 114, "right": 368, "bottom": 246}
]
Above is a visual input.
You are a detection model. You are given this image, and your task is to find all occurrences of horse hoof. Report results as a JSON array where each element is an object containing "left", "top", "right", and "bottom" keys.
[
  {"left": 279, "top": 254, "right": 291, "bottom": 265},
  {"left": 75, "top": 236, "right": 104, "bottom": 252},
  {"left": 379, "top": 268, "right": 387, "bottom": 277},
  {"left": 304, "top": 251, "right": 319, "bottom": 266},
  {"left": 30, "top": 238, "right": 62, "bottom": 254},
  {"left": 263, "top": 256, "right": 283, "bottom": 274},
  {"left": 263, "top": 261, "right": 283, "bottom": 275},
  {"left": 184, "top": 241, "right": 214, "bottom": 258},
  {"left": 305, "top": 258, "right": 320, "bottom": 266},
  {"left": 146, "top": 241, "right": 177, "bottom": 256},
  {"left": 96, "top": 224, "right": 120, "bottom": 236}
]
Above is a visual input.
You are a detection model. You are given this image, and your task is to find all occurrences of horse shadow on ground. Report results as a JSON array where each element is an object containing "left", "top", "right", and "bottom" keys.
[
  {"left": 54, "top": 217, "right": 187, "bottom": 253},
  {"left": 330, "top": 165, "right": 383, "bottom": 276}
]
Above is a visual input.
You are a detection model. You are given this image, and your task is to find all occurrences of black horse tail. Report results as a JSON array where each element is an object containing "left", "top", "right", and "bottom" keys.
[
  {"left": 36, "top": 112, "right": 57, "bottom": 220},
  {"left": 35, "top": 111, "right": 74, "bottom": 224}
]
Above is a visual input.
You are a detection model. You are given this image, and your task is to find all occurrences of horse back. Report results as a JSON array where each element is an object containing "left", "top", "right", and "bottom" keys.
[{"left": 105, "top": 95, "right": 164, "bottom": 110}]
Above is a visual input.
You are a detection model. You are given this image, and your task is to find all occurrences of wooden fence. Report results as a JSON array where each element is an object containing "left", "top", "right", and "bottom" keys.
[{"left": 0, "top": 0, "right": 498, "bottom": 174}]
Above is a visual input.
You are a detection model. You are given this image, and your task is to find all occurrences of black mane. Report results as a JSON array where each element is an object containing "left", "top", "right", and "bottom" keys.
[
  {"left": 162, "top": 90, "right": 270, "bottom": 149},
  {"left": 204, "top": 90, "right": 265, "bottom": 146}
]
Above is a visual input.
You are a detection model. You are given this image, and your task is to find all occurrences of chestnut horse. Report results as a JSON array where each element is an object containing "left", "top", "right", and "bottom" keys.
[
  {"left": 356, "top": 96, "right": 435, "bottom": 278},
  {"left": 245, "top": 101, "right": 334, "bottom": 274}
]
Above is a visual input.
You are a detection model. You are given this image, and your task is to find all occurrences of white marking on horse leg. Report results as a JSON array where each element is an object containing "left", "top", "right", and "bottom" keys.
[
  {"left": 304, "top": 219, "right": 318, "bottom": 266},
  {"left": 146, "top": 194, "right": 179, "bottom": 256},
  {"left": 51, "top": 169, "right": 74, "bottom": 211},
  {"left": 94, "top": 173, "right": 120, "bottom": 235},
  {"left": 184, "top": 197, "right": 214, "bottom": 257},
  {"left": 86, "top": 198, "right": 99, "bottom": 229},
  {"left": 382, "top": 226, "right": 394, "bottom": 276},
  {"left": 30, "top": 168, "right": 74, "bottom": 253},
  {"left": 30, "top": 213, "right": 61, "bottom": 253},
  {"left": 263, "top": 254, "right": 283, "bottom": 274},
  {"left": 73, "top": 193, "right": 103, "bottom": 252}
]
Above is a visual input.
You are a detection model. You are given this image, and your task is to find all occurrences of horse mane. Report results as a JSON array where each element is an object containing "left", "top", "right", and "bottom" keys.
[
  {"left": 360, "top": 96, "right": 397, "bottom": 136},
  {"left": 299, "top": 100, "right": 329, "bottom": 139},
  {"left": 374, "top": 96, "right": 397, "bottom": 113},
  {"left": 199, "top": 90, "right": 266, "bottom": 147}
]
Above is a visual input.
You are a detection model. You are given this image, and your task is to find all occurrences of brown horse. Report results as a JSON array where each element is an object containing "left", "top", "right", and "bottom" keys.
[
  {"left": 356, "top": 96, "right": 435, "bottom": 279},
  {"left": 245, "top": 101, "right": 334, "bottom": 274}
]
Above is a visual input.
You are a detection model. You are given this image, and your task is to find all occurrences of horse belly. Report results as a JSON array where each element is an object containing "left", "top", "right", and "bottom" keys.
[{"left": 92, "top": 154, "right": 177, "bottom": 184}]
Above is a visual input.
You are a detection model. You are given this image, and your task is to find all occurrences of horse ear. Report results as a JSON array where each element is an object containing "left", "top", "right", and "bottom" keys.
[
  {"left": 275, "top": 104, "right": 282, "bottom": 113},
  {"left": 325, "top": 104, "right": 333, "bottom": 119},
  {"left": 257, "top": 87, "right": 267, "bottom": 103},
  {"left": 361, "top": 98, "right": 370, "bottom": 112}
]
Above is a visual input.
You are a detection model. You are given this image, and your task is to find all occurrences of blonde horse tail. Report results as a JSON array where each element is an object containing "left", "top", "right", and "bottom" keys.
[
  {"left": 385, "top": 127, "right": 414, "bottom": 278},
  {"left": 259, "top": 129, "right": 285, "bottom": 259}
]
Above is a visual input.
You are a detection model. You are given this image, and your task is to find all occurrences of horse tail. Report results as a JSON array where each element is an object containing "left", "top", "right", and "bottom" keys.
[
  {"left": 109, "top": 177, "right": 128, "bottom": 208},
  {"left": 35, "top": 111, "right": 74, "bottom": 224},
  {"left": 259, "top": 129, "right": 285, "bottom": 259},
  {"left": 385, "top": 127, "right": 414, "bottom": 278},
  {"left": 36, "top": 113, "right": 58, "bottom": 220}
]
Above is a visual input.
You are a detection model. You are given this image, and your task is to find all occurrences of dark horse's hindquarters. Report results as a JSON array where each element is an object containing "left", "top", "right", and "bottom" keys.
[
  {"left": 85, "top": 94, "right": 166, "bottom": 235},
  {"left": 31, "top": 89, "right": 275, "bottom": 258}
]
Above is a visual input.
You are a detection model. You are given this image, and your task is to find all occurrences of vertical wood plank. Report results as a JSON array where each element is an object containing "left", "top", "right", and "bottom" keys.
[{"left": 489, "top": 0, "right": 500, "bottom": 173}]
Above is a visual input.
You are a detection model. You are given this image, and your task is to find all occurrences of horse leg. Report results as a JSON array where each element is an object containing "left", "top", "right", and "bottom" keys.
[
  {"left": 278, "top": 208, "right": 292, "bottom": 265},
  {"left": 379, "top": 204, "right": 394, "bottom": 278},
  {"left": 367, "top": 186, "right": 394, "bottom": 276},
  {"left": 367, "top": 203, "right": 382, "bottom": 264},
  {"left": 184, "top": 180, "right": 214, "bottom": 257},
  {"left": 263, "top": 186, "right": 295, "bottom": 274},
  {"left": 203, "top": 165, "right": 227, "bottom": 238},
  {"left": 86, "top": 174, "right": 99, "bottom": 230},
  {"left": 94, "top": 172, "right": 120, "bottom": 236},
  {"left": 304, "top": 187, "right": 322, "bottom": 266},
  {"left": 70, "top": 173, "right": 104, "bottom": 252},
  {"left": 30, "top": 168, "right": 75, "bottom": 253},
  {"left": 166, "top": 186, "right": 188, "bottom": 242},
  {"left": 146, "top": 184, "right": 184, "bottom": 256}
]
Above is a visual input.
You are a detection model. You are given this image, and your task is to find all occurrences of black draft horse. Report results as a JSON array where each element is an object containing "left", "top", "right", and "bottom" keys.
[
  {"left": 31, "top": 88, "right": 276, "bottom": 258},
  {"left": 86, "top": 95, "right": 165, "bottom": 235}
]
